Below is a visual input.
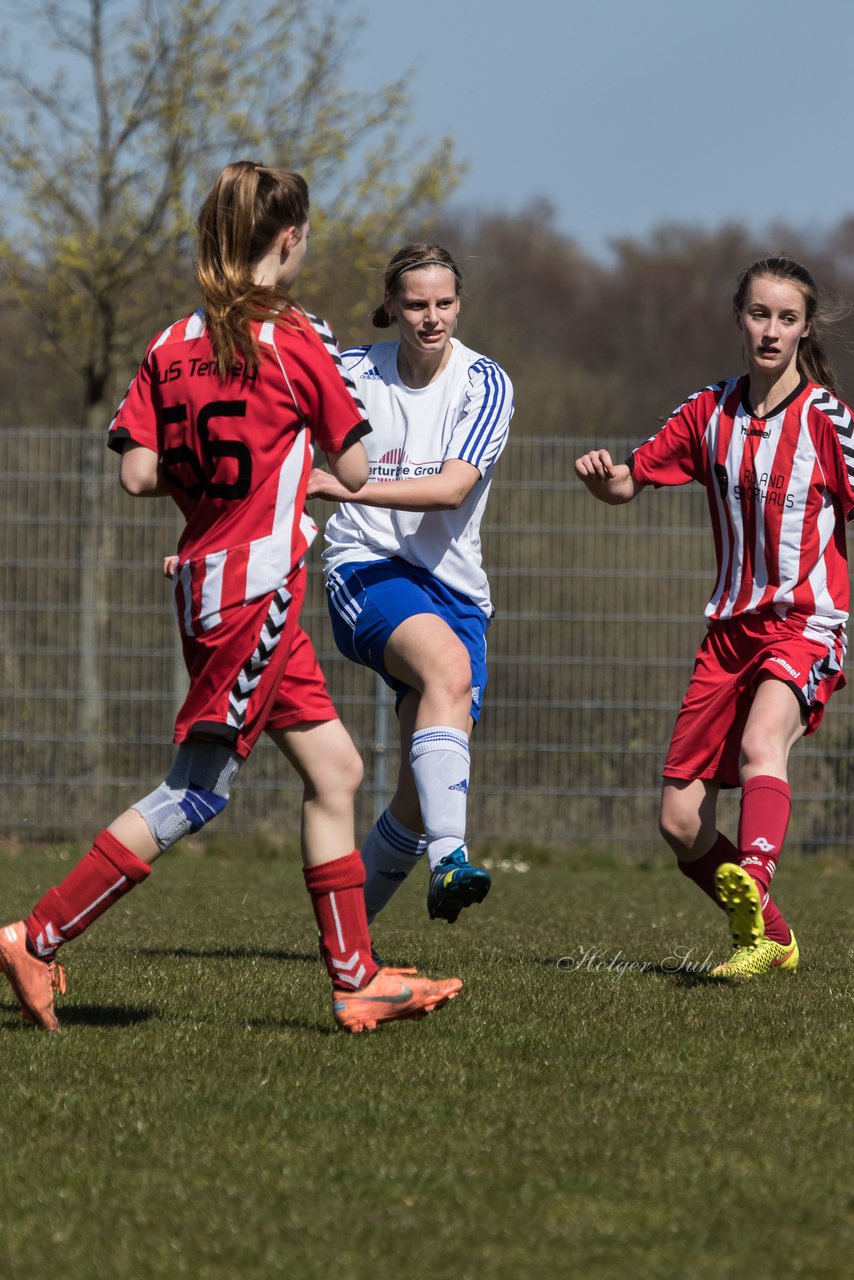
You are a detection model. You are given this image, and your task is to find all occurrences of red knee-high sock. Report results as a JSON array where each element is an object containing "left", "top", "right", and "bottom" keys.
[
  {"left": 677, "top": 831, "right": 737, "bottom": 908},
  {"left": 303, "top": 851, "right": 379, "bottom": 992},
  {"left": 738, "top": 775, "right": 791, "bottom": 944},
  {"left": 25, "top": 829, "right": 152, "bottom": 960}
]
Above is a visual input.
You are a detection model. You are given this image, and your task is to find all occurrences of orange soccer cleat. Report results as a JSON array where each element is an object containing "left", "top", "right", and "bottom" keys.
[
  {"left": 332, "top": 966, "right": 462, "bottom": 1034},
  {"left": 0, "top": 921, "right": 66, "bottom": 1033}
]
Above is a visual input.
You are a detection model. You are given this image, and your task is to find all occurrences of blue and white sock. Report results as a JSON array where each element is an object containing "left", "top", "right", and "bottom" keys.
[
  {"left": 410, "top": 726, "right": 470, "bottom": 872},
  {"left": 361, "top": 808, "right": 427, "bottom": 922}
]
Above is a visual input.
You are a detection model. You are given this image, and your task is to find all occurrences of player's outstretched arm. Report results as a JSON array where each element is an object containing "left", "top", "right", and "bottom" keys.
[
  {"left": 575, "top": 449, "right": 641, "bottom": 505},
  {"left": 307, "top": 458, "right": 479, "bottom": 512}
]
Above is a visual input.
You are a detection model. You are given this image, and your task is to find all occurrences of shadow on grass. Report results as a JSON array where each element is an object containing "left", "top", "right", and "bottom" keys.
[
  {"left": 58, "top": 1004, "right": 159, "bottom": 1027},
  {"left": 244, "top": 1016, "right": 338, "bottom": 1036},
  {"left": 1, "top": 1001, "right": 157, "bottom": 1029},
  {"left": 128, "top": 945, "right": 318, "bottom": 964}
]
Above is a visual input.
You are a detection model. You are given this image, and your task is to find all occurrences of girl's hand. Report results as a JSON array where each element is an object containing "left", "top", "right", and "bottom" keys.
[
  {"left": 307, "top": 467, "right": 350, "bottom": 502},
  {"left": 575, "top": 449, "right": 617, "bottom": 481},
  {"left": 163, "top": 555, "right": 178, "bottom": 579}
]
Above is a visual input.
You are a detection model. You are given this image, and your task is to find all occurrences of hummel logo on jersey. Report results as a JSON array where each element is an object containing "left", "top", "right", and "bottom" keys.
[
  {"left": 768, "top": 656, "right": 801, "bottom": 679},
  {"left": 750, "top": 837, "right": 776, "bottom": 854},
  {"left": 741, "top": 425, "right": 771, "bottom": 439},
  {"left": 449, "top": 779, "right": 468, "bottom": 794},
  {"left": 360, "top": 366, "right": 382, "bottom": 380}
]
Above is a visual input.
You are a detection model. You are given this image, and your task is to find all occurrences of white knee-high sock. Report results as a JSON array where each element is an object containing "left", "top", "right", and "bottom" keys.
[
  {"left": 361, "top": 809, "right": 427, "bottom": 922},
  {"left": 410, "top": 726, "right": 470, "bottom": 871}
]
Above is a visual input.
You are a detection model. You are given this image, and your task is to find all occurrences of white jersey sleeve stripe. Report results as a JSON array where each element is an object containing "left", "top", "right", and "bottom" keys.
[{"left": 458, "top": 360, "right": 511, "bottom": 466}]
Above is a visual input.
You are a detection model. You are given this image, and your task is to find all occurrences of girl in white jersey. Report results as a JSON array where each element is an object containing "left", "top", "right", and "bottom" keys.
[
  {"left": 308, "top": 244, "right": 513, "bottom": 928},
  {"left": 0, "top": 168, "right": 461, "bottom": 1034},
  {"left": 576, "top": 257, "right": 854, "bottom": 981}
]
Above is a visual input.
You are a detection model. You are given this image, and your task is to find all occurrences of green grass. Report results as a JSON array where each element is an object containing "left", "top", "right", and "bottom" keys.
[{"left": 1, "top": 841, "right": 853, "bottom": 1279}]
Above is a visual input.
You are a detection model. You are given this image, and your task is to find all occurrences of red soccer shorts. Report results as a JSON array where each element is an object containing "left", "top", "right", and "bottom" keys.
[
  {"left": 664, "top": 610, "right": 846, "bottom": 787},
  {"left": 264, "top": 623, "right": 338, "bottom": 732},
  {"left": 174, "top": 568, "right": 337, "bottom": 759}
]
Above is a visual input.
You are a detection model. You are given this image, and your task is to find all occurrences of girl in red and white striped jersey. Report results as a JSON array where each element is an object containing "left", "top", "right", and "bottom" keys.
[
  {"left": 0, "top": 162, "right": 461, "bottom": 1033},
  {"left": 576, "top": 257, "right": 854, "bottom": 980}
]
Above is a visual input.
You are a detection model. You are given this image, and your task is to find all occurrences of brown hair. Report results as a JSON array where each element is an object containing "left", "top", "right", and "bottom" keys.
[
  {"left": 195, "top": 161, "right": 310, "bottom": 376},
  {"left": 371, "top": 243, "right": 462, "bottom": 328},
  {"left": 733, "top": 256, "right": 844, "bottom": 396}
]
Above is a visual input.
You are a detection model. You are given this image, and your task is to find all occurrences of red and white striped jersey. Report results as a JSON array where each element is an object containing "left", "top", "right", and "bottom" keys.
[
  {"left": 629, "top": 375, "right": 854, "bottom": 636},
  {"left": 108, "top": 308, "right": 368, "bottom": 635}
]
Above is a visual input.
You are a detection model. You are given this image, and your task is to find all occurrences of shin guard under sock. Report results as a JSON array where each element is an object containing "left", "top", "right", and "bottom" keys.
[
  {"left": 304, "top": 851, "right": 379, "bottom": 991},
  {"left": 25, "top": 829, "right": 152, "bottom": 959}
]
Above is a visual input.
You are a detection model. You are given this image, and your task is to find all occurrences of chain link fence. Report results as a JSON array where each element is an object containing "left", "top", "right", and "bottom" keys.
[{"left": 2, "top": 428, "right": 853, "bottom": 852}]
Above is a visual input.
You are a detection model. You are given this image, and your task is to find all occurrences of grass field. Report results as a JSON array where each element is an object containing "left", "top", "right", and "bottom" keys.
[{"left": 1, "top": 839, "right": 852, "bottom": 1280}]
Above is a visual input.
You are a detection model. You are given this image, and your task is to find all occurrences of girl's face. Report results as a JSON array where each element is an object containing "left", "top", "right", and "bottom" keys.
[
  {"left": 737, "top": 275, "right": 810, "bottom": 381},
  {"left": 386, "top": 265, "right": 460, "bottom": 360}
]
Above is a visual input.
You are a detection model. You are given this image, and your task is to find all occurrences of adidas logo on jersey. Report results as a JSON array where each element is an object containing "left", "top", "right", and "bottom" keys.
[
  {"left": 449, "top": 779, "right": 468, "bottom": 794},
  {"left": 360, "top": 366, "right": 382, "bottom": 380}
]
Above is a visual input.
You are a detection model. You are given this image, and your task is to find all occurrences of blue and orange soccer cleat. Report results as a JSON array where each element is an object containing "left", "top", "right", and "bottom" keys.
[
  {"left": 427, "top": 847, "right": 492, "bottom": 923},
  {"left": 0, "top": 921, "right": 66, "bottom": 1032},
  {"left": 332, "top": 966, "right": 463, "bottom": 1033}
]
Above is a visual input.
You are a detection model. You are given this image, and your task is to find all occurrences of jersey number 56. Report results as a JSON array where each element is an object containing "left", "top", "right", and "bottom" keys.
[{"left": 158, "top": 400, "right": 252, "bottom": 501}]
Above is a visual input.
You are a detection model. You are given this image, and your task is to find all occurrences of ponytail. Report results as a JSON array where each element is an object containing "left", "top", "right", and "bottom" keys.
[{"left": 196, "top": 161, "right": 310, "bottom": 377}]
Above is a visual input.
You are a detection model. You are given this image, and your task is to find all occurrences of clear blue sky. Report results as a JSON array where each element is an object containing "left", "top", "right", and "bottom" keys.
[
  {"left": 347, "top": 0, "right": 854, "bottom": 258},
  {"left": 7, "top": 0, "right": 854, "bottom": 260}
]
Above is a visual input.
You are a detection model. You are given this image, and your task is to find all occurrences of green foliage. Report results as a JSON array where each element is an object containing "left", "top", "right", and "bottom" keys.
[
  {"left": 1, "top": 845, "right": 852, "bottom": 1278},
  {"left": 0, "top": 0, "right": 461, "bottom": 420}
]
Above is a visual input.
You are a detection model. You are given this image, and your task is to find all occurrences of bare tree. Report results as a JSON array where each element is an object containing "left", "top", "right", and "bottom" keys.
[
  {"left": 0, "top": 0, "right": 458, "bottom": 422},
  {"left": 0, "top": 0, "right": 459, "bottom": 773}
]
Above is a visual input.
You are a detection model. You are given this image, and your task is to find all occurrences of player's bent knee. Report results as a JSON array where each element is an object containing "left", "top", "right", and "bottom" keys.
[
  {"left": 739, "top": 730, "right": 783, "bottom": 775},
  {"left": 341, "top": 746, "right": 365, "bottom": 796},
  {"left": 315, "top": 745, "right": 364, "bottom": 804},
  {"left": 133, "top": 740, "right": 242, "bottom": 851},
  {"left": 658, "top": 806, "right": 701, "bottom": 856}
]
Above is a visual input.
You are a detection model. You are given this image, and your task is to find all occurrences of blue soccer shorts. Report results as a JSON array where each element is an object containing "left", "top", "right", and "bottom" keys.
[{"left": 325, "top": 557, "right": 490, "bottom": 722}]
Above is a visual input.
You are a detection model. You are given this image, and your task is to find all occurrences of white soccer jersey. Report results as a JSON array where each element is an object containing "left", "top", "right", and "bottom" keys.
[{"left": 322, "top": 339, "right": 514, "bottom": 615}]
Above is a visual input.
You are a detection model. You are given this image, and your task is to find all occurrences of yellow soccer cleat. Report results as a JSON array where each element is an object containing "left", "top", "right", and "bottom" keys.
[
  {"left": 714, "top": 862, "right": 765, "bottom": 947},
  {"left": 710, "top": 931, "right": 799, "bottom": 981},
  {"left": 332, "top": 966, "right": 462, "bottom": 1034}
]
